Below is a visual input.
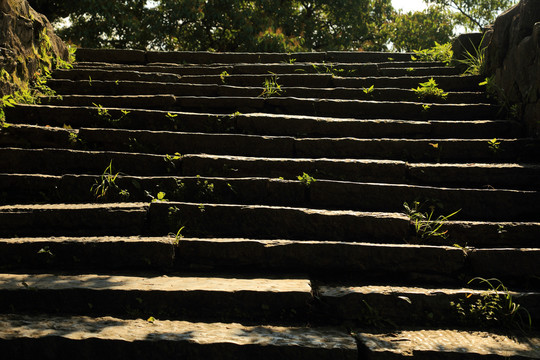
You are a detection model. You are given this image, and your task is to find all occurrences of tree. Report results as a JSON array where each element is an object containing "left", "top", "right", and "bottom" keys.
[
  {"left": 424, "top": 0, "right": 518, "bottom": 31},
  {"left": 389, "top": 5, "right": 455, "bottom": 51},
  {"left": 29, "top": 0, "right": 395, "bottom": 52}
]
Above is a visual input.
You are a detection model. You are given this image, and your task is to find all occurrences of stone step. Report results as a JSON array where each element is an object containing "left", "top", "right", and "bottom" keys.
[
  {"left": 0, "top": 314, "right": 358, "bottom": 360},
  {"left": 49, "top": 71, "right": 484, "bottom": 91},
  {"left": 0, "top": 273, "right": 312, "bottom": 324},
  {"left": 68, "top": 63, "right": 460, "bottom": 78},
  {"left": 42, "top": 94, "right": 500, "bottom": 120},
  {"left": 44, "top": 80, "right": 489, "bottom": 104},
  {"left": 0, "top": 203, "right": 148, "bottom": 237},
  {"left": 0, "top": 236, "right": 174, "bottom": 271},
  {"left": 75, "top": 47, "right": 415, "bottom": 64},
  {"left": 182, "top": 154, "right": 540, "bottom": 190},
  {"left": 317, "top": 283, "right": 540, "bottom": 327},
  {"left": 75, "top": 127, "right": 536, "bottom": 162},
  {"left": 0, "top": 148, "right": 180, "bottom": 176},
  {"left": 355, "top": 329, "right": 540, "bottom": 359},
  {"left": 2, "top": 174, "right": 539, "bottom": 222},
  {"left": 148, "top": 202, "right": 540, "bottom": 246},
  {"left": 5, "top": 105, "right": 520, "bottom": 139}
]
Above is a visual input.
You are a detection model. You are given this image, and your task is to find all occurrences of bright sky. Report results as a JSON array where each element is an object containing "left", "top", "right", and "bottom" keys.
[{"left": 392, "top": 0, "right": 428, "bottom": 12}]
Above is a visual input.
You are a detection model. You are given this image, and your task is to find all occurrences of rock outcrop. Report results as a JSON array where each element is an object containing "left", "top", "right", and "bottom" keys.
[
  {"left": 0, "top": 0, "right": 68, "bottom": 96},
  {"left": 485, "top": 0, "right": 540, "bottom": 137}
]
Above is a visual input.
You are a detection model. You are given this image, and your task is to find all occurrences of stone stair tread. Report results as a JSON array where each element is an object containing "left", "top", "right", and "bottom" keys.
[
  {"left": 0, "top": 314, "right": 358, "bottom": 360},
  {"left": 356, "top": 329, "right": 540, "bottom": 359},
  {"left": 0, "top": 272, "right": 310, "bottom": 293}
]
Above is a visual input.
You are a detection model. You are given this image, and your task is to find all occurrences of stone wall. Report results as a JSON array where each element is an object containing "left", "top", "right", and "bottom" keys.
[
  {"left": 0, "top": 0, "right": 67, "bottom": 96},
  {"left": 485, "top": 0, "right": 540, "bottom": 137}
]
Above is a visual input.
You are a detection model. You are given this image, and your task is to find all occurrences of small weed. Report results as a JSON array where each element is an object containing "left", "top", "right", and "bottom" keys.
[
  {"left": 91, "top": 160, "right": 130, "bottom": 201},
  {"left": 196, "top": 175, "right": 214, "bottom": 199},
  {"left": 406, "top": 67, "right": 415, "bottom": 73},
  {"left": 288, "top": 58, "right": 296, "bottom": 64},
  {"left": 422, "top": 104, "right": 431, "bottom": 112},
  {"left": 164, "top": 152, "right": 182, "bottom": 172},
  {"left": 88, "top": 76, "right": 92, "bottom": 86},
  {"left": 147, "top": 191, "right": 168, "bottom": 202},
  {"left": 219, "top": 71, "right": 230, "bottom": 84},
  {"left": 229, "top": 111, "right": 242, "bottom": 118},
  {"left": 37, "top": 246, "right": 54, "bottom": 257},
  {"left": 172, "top": 226, "right": 185, "bottom": 245},
  {"left": 166, "top": 112, "right": 178, "bottom": 120},
  {"left": 451, "top": 278, "right": 532, "bottom": 332},
  {"left": 297, "top": 172, "right": 316, "bottom": 187},
  {"left": 413, "top": 78, "right": 448, "bottom": 101},
  {"left": 363, "top": 85, "right": 375, "bottom": 95},
  {"left": 259, "top": 75, "right": 283, "bottom": 97},
  {"left": 404, "top": 201, "right": 460, "bottom": 242},
  {"left": 487, "top": 138, "right": 501, "bottom": 153}
]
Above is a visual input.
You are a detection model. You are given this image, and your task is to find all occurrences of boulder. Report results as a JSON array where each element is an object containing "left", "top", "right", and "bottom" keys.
[
  {"left": 0, "top": 0, "right": 68, "bottom": 96},
  {"left": 485, "top": 0, "right": 540, "bottom": 137}
]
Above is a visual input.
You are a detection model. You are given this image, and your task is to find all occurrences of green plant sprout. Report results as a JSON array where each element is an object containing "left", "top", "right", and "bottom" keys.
[
  {"left": 0, "top": 95, "right": 17, "bottom": 128},
  {"left": 91, "top": 160, "right": 130, "bottom": 201},
  {"left": 451, "top": 277, "right": 532, "bottom": 332},
  {"left": 363, "top": 85, "right": 375, "bottom": 95},
  {"left": 173, "top": 226, "right": 185, "bottom": 245},
  {"left": 457, "top": 34, "right": 487, "bottom": 76},
  {"left": 259, "top": 75, "right": 283, "bottom": 97},
  {"left": 166, "top": 112, "right": 178, "bottom": 120},
  {"left": 164, "top": 152, "right": 182, "bottom": 172},
  {"left": 403, "top": 201, "right": 460, "bottom": 241},
  {"left": 413, "top": 78, "right": 448, "bottom": 101},
  {"left": 297, "top": 172, "right": 316, "bottom": 187},
  {"left": 219, "top": 70, "right": 230, "bottom": 83},
  {"left": 487, "top": 138, "right": 501, "bottom": 153}
]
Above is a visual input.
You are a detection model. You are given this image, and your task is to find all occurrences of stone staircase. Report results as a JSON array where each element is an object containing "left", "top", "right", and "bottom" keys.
[{"left": 1, "top": 49, "right": 540, "bottom": 359}]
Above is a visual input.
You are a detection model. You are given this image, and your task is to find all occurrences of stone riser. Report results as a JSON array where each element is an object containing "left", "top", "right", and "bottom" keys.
[
  {"left": 5, "top": 105, "right": 519, "bottom": 139},
  {"left": 48, "top": 71, "right": 484, "bottom": 91},
  {"left": 45, "top": 81, "right": 488, "bottom": 104},
  {"left": 3, "top": 125, "right": 534, "bottom": 163},
  {"left": 41, "top": 94, "right": 499, "bottom": 120},
  {"left": 1, "top": 174, "right": 540, "bottom": 223}
]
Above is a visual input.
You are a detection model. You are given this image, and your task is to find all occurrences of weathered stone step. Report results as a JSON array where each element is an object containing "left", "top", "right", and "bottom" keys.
[
  {"left": 0, "top": 314, "right": 358, "bottom": 360},
  {"left": 149, "top": 202, "right": 540, "bottom": 247},
  {"left": 4, "top": 124, "right": 530, "bottom": 163},
  {"left": 51, "top": 69, "right": 483, "bottom": 91},
  {"left": 318, "top": 284, "right": 540, "bottom": 328},
  {"left": 2, "top": 174, "right": 539, "bottom": 222},
  {"left": 150, "top": 201, "right": 410, "bottom": 242},
  {"left": 0, "top": 148, "right": 180, "bottom": 176},
  {"left": 0, "top": 236, "right": 174, "bottom": 271},
  {"left": 6, "top": 105, "right": 520, "bottom": 139},
  {"left": 356, "top": 329, "right": 540, "bottom": 359},
  {"left": 43, "top": 94, "right": 499, "bottom": 120},
  {"left": 75, "top": 127, "right": 535, "bottom": 162},
  {"left": 44, "top": 80, "right": 489, "bottom": 104},
  {"left": 182, "top": 154, "right": 540, "bottom": 190},
  {"left": 175, "top": 239, "right": 465, "bottom": 279},
  {"left": 0, "top": 203, "right": 148, "bottom": 237},
  {"left": 0, "top": 273, "right": 312, "bottom": 324},
  {"left": 70, "top": 63, "right": 459, "bottom": 78},
  {"left": 76, "top": 47, "right": 415, "bottom": 64}
]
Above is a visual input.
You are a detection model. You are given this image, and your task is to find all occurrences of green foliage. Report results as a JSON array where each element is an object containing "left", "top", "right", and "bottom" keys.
[
  {"left": 219, "top": 71, "right": 230, "bottom": 84},
  {"left": 297, "top": 173, "right": 316, "bottom": 187},
  {"left": 451, "top": 277, "right": 532, "bottom": 331},
  {"left": 411, "top": 42, "right": 453, "bottom": 65},
  {"left": 404, "top": 201, "right": 460, "bottom": 241},
  {"left": 37, "top": 0, "right": 394, "bottom": 52},
  {"left": 91, "top": 160, "right": 130, "bottom": 201},
  {"left": 164, "top": 152, "right": 182, "bottom": 172},
  {"left": 487, "top": 138, "right": 501, "bottom": 153},
  {"left": 259, "top": 75, "right": 283, "bottom": 98},
  {"left": 363, "top": 85, "right": 375, "bottom": 95},
  {"left": 0, "top": 95, "right": 17, "bottom": 128},
  {"left": 424, "top": 0, "right": 518, "bottom": 31},
  {"left": 389, "top": 6, "right": 455, "bottom": 52},
  {"left": 413, "top": 78, "right": 448, "bottom": 101},
  {"left": 457, "top": 35, "right": 487, "bottom": 75},
  {"left": 93, "top": 104, "right": 131, "bottom": 125}
]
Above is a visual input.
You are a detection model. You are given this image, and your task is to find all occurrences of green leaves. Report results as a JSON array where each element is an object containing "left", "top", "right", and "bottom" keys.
[{"left": 413, "top": 78, "right": 449, "bottom": 101}]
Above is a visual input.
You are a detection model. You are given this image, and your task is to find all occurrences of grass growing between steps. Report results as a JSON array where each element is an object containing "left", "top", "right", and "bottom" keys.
[
  {"left": 403, "top": 201, "right": 460, "bottom": 243},
  {"left": 452, "top": 278, "right": 532, "bottom": 332},
  {"left": 91, "top": 161, "right": 130, "bottom": 201}
]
